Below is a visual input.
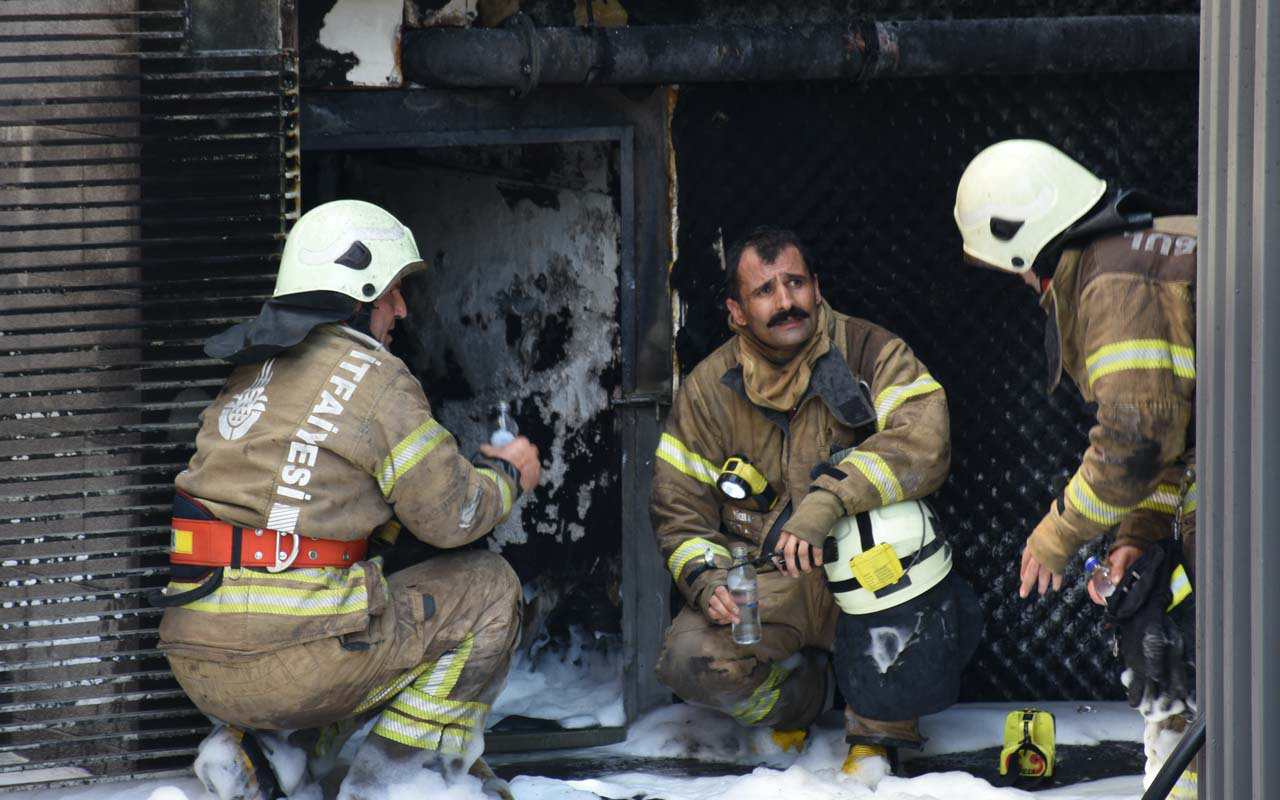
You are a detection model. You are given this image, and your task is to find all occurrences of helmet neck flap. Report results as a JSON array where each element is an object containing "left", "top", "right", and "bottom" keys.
[{"left": 1030, "top": 187, "right": 1186, "bottom": 279}]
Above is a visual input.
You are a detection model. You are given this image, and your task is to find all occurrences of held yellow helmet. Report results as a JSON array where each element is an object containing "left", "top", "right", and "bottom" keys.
[
  {"left": 953, "top": 140, "right": 1106, "bottom": 274},
  {"left": 823, "top": 499, "right": 950, "bottom": 615},
  {"left": 275, "top": 199, "right": 425, "bottom": 302}
]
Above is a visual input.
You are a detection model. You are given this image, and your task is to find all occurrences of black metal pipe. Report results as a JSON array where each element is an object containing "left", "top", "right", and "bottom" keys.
[
  {"left": 403, "top": 15, "right": 1198, "bottom": 90},
  {"left": 875, "top": 16, "right": 1199, "bottom": 78},
  {"left": 404, "top": 24, "right": 866, "bottom": 88}
]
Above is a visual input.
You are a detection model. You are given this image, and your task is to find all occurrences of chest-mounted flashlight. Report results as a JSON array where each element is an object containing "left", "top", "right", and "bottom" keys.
[{"left": 716, "top": 456, "right": 777, "bottom": 510}]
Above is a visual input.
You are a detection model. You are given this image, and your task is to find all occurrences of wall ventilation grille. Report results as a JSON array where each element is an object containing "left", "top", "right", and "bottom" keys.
[{"left": 0, "top": 0, "right": 298, "bottom": 788}]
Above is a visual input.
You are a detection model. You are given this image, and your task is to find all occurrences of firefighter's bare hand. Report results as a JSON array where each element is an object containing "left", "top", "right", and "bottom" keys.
[
  {"left": 705, "top": 585, "right": 740, "bottom": 625},
  {"left": 777, "top": 531, "right": 823, "bottom": 578},
  {"left": 1019, "top": 543, "right": 1063, "bottom": 598},
  {"left": 479, "top": 437, "right": 541, "bottom": 493},
  {"left": 1088, "top": 545, "right": 1145, "bottom": 605}
]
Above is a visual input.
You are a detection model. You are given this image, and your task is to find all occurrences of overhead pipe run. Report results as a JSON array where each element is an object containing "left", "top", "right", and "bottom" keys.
[{"left": 403, "top": 15, "right": 1199, "bottom": 90}]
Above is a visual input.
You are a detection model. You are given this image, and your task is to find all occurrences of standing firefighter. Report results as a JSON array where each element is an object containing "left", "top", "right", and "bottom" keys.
[
  {"left": 651, "top": 227, "right": 980, "bottom": 780},
  {"left": 155, "top": 200, "right": 540, "bottom": 800},
  {"left": 954, "top": 139, "right": 1198, "bottom": 798}
]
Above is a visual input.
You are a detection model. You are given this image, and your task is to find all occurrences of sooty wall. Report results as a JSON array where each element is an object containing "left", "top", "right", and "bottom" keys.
[{"left": 304, "top": 143, "right": 625, "bottom": 653}]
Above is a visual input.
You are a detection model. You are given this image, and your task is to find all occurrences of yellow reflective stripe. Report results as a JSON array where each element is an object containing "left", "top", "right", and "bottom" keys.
[
  {"left": 873, "top": 373, "right": 943, "bottom": 432},
  {"left": 1167, "top": 564, "right": 1192, "bottom": 611},
  {"left": 165, "top": 569, "right": 370, "bottom": 616},
  {"left": 731, "top": 664, "right": 787, "bottom": 724},
  {"left": 840, "top": 451, "right": 904, "bottom": 504},
  {"left": 164, "top": 583, "right": 368, "bottom": 616},
  {"left": 356, "top": 634, "right": 477, "bottom": 718},
  {"left": 356, "top": 662, "right": 432, "bottom": 714},
  {"left": 667, "top": 537, "right": 730, "bottom": 580},
  {"left": 372, "top": 708, "right": 471, "bottom": 754},
  {"left": 1180, "top": 481, "right": 1197, "bottom": 514},
  {"left": 1085, "top": 338, "right": 1195, "bottom": 386},
  {"left": 478, "top": 468, "right": 513, "bottom": 516},
  {"left": 392, "top": 688, "right": 488, "bottom": 727},
  {"left": 378, "top": 418, "right": 450, "bottom": 497},
  {"left": 416, "top": 633, "right": 474, "bottom": 697},
  {"left": 1133, "top": 481, "right": 1197, "bottom": 516},
  {"left": 1170, "top": 767, "right": 1197, "bottom": 800},
  {"left": 1065, "top": 472, "right": 1136, "bottom": 527},
  {"left": 656, "top": 432, "right": 719, "bottom": 486},
  {"left": 1136, "top": 482, "right": 1184, "bottom": 515},
  {"left": 437, "top": 727, "right": 470, "bottom": 755}
]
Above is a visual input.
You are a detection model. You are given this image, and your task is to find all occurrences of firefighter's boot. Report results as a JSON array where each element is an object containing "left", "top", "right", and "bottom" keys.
[
  {"left": 193, "top": 725, "right": 283, "bottom": 800},
  {"left": 469, "top": 756, "right": 514, "bottom": 800},
  {"left": 771, "top": 728, "right": 808, "bottom": 752},
  {"left": 841, "top": 743, "right": 894, "bottom": 784}
]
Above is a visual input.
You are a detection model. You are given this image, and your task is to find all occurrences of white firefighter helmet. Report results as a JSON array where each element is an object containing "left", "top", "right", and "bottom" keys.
[
  {"left": 823, "top": 499, "right": 951, "bottom": 615},
  {"left": 953, "top": 139, "right": 1107, "bottom": 274},
  {"left": 275, "top": 200, "right": 425, "bottom": 303}
]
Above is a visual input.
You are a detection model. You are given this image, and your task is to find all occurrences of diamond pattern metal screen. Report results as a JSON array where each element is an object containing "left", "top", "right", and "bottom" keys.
[{"left": 670, "top": 72, "right": 1198, "bottom": 700}]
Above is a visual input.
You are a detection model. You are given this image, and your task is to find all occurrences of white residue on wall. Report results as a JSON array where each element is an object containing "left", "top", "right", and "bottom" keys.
[
  {"left": 376, "top": 155, "right": 622, "bottom": 553},
  {"left": 317, "top": 0, "right": 403, "bottom": 86}
]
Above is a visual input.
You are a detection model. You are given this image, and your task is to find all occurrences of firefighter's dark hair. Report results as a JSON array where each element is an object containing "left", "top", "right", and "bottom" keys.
[{"left": 725, "top": 226, "right": 815, "bottom": 302}]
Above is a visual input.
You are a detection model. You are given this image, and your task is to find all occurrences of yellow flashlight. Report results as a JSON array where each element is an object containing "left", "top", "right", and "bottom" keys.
[{"left": 716, "top": 456, "right": 777, "bottom": 510}]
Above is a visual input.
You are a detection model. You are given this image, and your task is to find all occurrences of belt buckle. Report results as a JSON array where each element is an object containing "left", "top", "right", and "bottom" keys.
[{"left": 268, "top": 529, "right": 300, "bottom": 572}]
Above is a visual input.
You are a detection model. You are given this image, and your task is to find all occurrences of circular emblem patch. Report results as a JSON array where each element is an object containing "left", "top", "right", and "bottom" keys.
[{"left": 218, "top": 359, "right": 275, "bottom": 441}]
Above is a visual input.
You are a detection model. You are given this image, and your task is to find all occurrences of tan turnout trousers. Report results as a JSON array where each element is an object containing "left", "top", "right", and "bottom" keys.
[{"left": 168, "top": 551, "right": 520, "bottom": 762}]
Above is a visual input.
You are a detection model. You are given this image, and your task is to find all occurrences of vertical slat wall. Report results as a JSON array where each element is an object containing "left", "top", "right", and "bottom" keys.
[
  {"left": 1198, "top": 2, "right": 1280, "bottom": 799},
  {"left": 0, "top": 0, "right": 298, "bottom": 788}
]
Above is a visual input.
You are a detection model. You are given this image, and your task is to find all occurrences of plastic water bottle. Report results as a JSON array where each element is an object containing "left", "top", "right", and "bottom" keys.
[
  {"left": 489, "top": 401, "right": 516, "bottom": 447},
  {"left": 1084, "top": 556, "right": 1115, "bottom": 599},
  {"left": 728, "top": 543, "right": 762, "bottom": 645}
]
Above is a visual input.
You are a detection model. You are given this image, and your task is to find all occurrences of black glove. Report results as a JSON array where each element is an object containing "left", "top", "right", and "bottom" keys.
[{"left": 1104, "top": 540, "right": 1195, "bottom": 720}]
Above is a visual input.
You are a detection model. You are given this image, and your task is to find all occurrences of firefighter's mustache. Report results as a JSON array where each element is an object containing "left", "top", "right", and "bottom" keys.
[{"left": 767, "top": 308, "right": 810, "bottom": 327}]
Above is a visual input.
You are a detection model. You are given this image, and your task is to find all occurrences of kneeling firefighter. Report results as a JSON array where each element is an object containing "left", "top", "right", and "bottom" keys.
[
  {"left": 823, "top": 499, "right": 984, "bottom": 771},
  {"left": 154, "top": 200, "right": 541, "bottom": 800}
]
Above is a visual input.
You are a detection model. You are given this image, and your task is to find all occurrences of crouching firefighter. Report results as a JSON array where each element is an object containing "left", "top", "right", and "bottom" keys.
[
  {"left": 152, "top": 200, "right": 541, "bottom": 800},
  {"left": 650, "top": 226, "right": 952, "bottom": 780},
  {"left": 823, "top": 500, "right": 983, "bottom": 773}
]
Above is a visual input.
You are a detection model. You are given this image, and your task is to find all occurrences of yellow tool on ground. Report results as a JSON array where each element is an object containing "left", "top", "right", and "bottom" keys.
[{"left": 999, "top": 708, "right": 1055, "bottom": 781}]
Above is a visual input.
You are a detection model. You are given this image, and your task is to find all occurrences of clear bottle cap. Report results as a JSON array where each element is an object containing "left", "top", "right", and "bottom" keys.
[{"left": 731, "top": 543, "right": 749, "bottom": 559}]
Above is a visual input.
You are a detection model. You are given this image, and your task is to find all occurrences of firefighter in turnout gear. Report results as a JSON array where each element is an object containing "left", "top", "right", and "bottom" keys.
[
  {"left": 156, "top": 200, "right": 540, "bottom": 800},
  {"left": 651, "top": 226, "right": 961, "bottom": 780},
  {"left": 955, "top": 140, "right": 1198, "bottom": 798}
]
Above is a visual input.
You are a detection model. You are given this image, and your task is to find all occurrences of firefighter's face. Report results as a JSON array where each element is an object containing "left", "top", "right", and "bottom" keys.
[
  {"left": 369, "top": 281, "right": 407, "bottom": 347},
  {"left": 727, "top": 245, "right": 821, "bottom": 352}
]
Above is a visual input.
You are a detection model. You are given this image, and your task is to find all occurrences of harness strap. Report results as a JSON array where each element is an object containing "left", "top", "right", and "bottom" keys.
[{"left": 148, "top": 569, "right": 222, "bottom": 608}]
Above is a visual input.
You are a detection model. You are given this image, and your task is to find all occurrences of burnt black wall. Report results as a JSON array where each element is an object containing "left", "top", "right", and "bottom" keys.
[{"left": 669, "top": 72, "right": 1198, "bottom": 700}]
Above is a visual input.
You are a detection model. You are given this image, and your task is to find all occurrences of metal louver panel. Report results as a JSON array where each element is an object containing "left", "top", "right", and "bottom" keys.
[{"left": 0, "top": 0, "right": 298, "bottom": 788}]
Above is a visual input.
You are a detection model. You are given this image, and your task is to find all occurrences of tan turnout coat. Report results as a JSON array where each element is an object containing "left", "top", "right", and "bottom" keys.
[
  {"left": 1028, "top": 216, "right": 1198, "bottom": 573},
  {"left": 159, "top": 324, "right": 518, "bottom": 658}
]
